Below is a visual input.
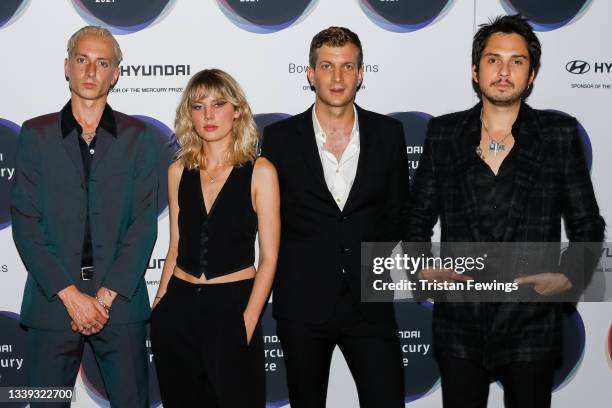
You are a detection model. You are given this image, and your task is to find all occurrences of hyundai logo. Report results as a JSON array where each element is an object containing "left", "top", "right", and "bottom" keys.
[{"left": 566, "top": 60, "right": 590, "bottom": 74}]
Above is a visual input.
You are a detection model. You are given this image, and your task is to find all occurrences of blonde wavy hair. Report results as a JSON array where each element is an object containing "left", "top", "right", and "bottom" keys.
[{"left": 175, "top": 69, "right": 258, "bottom": 170}]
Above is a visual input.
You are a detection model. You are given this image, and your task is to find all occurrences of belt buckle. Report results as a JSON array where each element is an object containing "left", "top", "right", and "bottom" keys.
[{"left": 81, "top": 266, "right": 94, "bottom": 281}]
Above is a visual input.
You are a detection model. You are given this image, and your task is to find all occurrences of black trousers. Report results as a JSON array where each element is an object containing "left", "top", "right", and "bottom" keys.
[
  {"left": 27, "top": 322, "right": 148, "bottom": 408},
  {"left": 437, "top": 356, "right": 555, "bottom": 408},
  {"left": 151, "top": 275, "right": 264, "bottom": 408},
  {"left": 276, "top": 291, "right": 405, "bottom": 408}
]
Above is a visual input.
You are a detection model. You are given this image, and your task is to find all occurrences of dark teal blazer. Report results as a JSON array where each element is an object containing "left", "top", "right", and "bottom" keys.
[{"left": 11, "top": 108, "right": 158, "bottom": 329}]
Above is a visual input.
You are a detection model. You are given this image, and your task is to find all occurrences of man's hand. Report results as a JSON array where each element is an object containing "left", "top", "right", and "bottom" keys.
[
  {"left": 58, "top": 285, "right": 108, "bottom": 335},
  {"left": 96, "top": 287, "right": 117, "bottom": 309},
  {"left": 417, "top": 268, "right": 473, "bottom": 284},
  {"left": 514, "top": 273, "right": 573, "bottom": 296}
]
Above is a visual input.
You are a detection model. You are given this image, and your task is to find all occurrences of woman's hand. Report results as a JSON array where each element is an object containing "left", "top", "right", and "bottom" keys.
[{"left": 243, "top": 312, "right": 259, "bottom": 345}]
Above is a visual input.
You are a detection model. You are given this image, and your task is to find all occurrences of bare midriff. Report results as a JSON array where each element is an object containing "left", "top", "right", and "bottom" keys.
[{"left": 173, "top": 265, "right": 256, "bottom": 284}]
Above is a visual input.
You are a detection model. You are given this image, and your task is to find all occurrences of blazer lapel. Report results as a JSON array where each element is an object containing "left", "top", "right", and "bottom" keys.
[
  {"left": 296, "top": 106, "right": 337, "bottom": 207},
  {"left": 343, "top": 105, "right": 371, "bottom": 213},
  {"left": 451, "top": 104, "right": 482, "bottom": 242},
  {"left": 91, "top": 126, "right": 115, "bottom": 172},
  {"left": 60, "top": 128, "right": 86, "bottom": 186},
  {"left": 502, "top": 104, "right": 544, "bottom": 241}
]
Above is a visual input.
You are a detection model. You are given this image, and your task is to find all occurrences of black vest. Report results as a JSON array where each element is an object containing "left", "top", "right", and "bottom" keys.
[{"left": 176, "top": 163, "right": 257, "bottom": 279}]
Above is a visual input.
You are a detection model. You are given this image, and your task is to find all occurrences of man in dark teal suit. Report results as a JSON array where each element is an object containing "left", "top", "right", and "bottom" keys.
[{"left": 11, "top": 26, "right": 157, "bottom": 407}]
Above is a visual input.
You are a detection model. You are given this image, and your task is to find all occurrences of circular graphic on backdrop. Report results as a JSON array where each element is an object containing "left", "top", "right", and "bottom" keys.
[
  {"left": 0, "top": 311, "right": 29, "bottom": 408},
  {"left": 358, "top": 0, "right": 453, "bottom": 33},
  {"left": 492, "top": 305, "right": 586, "bottom": 393},
  {"left": 0, "top": 0, "right": 29, "bottom": 29},
  {"left": 216, "top": 0, "right": 318, "bottom": 34},
  {"left": 71, "top": 0, "right": 176, "bottom": 34},
  {"left": 394, "top": 301, "right": 440, "bottom": 402},
  {"left": 254, "top": 113, "right": 292, "bottom": 136},
  {"left": 500, "top": 0, "right": 592, "bottom": 31},
  {"left": 260, "top": 307, "right": 289, "bottom": 407},
  {"left": 547, "top": 110, "right": 592, "bottom": 171},
  {"left": 131, "top": 115, "right": 179, "bottom": 218},
  {"left": 80, "top": 324, "right": 160, "bottom": 407},
  {"left": 388, "top": 111, "right": 432, "bottom": 180},
  {"left": 552, "top": 306, "right": 586, "bottom": 390},
  {"left": 0, "top": 119, "right": 20, "bottom": 230}
]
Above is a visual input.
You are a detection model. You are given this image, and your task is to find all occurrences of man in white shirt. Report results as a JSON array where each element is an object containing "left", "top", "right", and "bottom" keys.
[{"left": 261, "top": 26, "right": 410, "bottom": 408}]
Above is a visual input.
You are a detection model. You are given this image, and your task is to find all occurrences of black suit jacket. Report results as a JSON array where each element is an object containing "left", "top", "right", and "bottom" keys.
[
  {"left": 407, "top": 102, "right": 605, "bottom": 367},
  {"left": 261, "top": 105, "right": 410, "bottom": 324},
  {"left": 11, "top": 108, "right": 158, "bottom": 329}
]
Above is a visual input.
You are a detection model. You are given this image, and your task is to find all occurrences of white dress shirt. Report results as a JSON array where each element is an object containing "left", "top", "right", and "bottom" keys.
[{"left": 312, "top": 105, "right": 360, "bottom": 211}]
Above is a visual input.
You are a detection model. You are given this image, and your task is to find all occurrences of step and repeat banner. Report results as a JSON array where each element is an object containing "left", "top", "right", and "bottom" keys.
[{"left": 0, "top": 1, "right": 610, "bottom": 407}]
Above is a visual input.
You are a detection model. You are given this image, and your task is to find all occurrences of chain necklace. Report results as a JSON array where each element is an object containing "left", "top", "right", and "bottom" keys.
[
  {"left": 202, "top": 168, "right": 217, "bottom": 183},
  {"left": 480, "top": 110, "right": 512, "bottom": 156},
  {"left": 201, "top": 158, "right": 230, "bottom": 184},
  {"left": 81, "top": 130, "right": 96, "bottom": 145}
]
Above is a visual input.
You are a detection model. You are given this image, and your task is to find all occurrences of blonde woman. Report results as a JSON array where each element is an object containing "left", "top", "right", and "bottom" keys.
[{"left": 151, "top": 69, "right": 279, "bottom": 407}]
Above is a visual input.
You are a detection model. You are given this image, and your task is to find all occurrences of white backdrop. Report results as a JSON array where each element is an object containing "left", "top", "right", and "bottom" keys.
[{"left": 0, "top": 1, "right": 610, "bottom": 407}]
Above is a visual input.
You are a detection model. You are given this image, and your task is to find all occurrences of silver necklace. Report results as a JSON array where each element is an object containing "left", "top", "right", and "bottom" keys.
[
  {"left": 201, "top": 160, "right": 230, "bottom": 184},
  {"left": 81, "top": 130, "right": 96, "bottom": 145},
  {"left": 202, "top": 168, "right": 216, "bottom": 183},
  {"left": 480, "top": 111, "right": 512, "bottom": 156}
]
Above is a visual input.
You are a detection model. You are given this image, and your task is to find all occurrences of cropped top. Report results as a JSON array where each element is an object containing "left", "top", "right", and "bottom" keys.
[{"left": 176, "top": 163, "right": 257, "bottom": 279}]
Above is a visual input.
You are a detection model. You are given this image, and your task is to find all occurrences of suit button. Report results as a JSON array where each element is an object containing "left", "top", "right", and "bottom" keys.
[{"left": 341, "top": 248, "right": 350, "bottom": 254}]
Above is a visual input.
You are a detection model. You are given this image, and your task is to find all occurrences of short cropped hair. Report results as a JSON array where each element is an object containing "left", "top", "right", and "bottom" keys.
[
  {"left": 309, "top": 26, "right": 363, "bottom": 68},
  {"left": 67, "top": 26, "right": 123, "bottom": 66}
]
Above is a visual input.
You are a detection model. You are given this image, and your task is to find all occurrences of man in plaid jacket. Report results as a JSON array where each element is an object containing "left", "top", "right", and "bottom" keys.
[{"left": 407, "top": 15, "right": 605, "bottom": 408}]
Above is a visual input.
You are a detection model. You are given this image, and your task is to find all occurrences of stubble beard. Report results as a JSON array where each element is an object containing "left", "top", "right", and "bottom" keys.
[{"left": 480, "top": 80, "right": 529, "bottom": 107}]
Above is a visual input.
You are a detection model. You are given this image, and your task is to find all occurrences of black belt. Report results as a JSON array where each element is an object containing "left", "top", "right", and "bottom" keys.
[{"left": 80, "top": 266, "right": 95, "bottom": 281}]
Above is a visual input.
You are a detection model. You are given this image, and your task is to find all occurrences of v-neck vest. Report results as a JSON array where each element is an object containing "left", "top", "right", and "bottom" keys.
[{"left": 176, "top": 163, "right": 257, "bottom": 279}]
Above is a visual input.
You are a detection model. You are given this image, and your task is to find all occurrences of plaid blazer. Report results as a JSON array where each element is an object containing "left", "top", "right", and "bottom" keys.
[{"left": 407, "top": 102, "right": 605, "bottom": 368}]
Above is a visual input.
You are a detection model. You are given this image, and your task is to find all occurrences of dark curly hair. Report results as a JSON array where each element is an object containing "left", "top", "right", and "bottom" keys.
[{"left": 472, "top": 14, "right": 541, "bottom": 99}]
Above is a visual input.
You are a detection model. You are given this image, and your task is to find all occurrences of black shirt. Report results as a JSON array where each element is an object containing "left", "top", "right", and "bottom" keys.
[
  {"left": 60, "top": 101, "right": 117, "bottom": 267},
  {"left": 470, "top": 108, "right": 522, "bottom": 242}
]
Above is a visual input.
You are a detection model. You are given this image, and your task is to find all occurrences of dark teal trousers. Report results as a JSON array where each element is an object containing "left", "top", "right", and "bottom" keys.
[{"left": 27, "top": 321, "right": 148, "bottom": 408}]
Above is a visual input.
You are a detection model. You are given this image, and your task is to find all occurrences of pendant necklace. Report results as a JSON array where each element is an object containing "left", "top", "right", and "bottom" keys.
[
  {"left": 480, "top": 111, "right": 512, "bottom": 156},
  {"left": 202, "top": 168, "right": 216, "bottom": 184},
  {"left": 81, "top": 130, "right": 96, "bottom": 145},
  {"left": 201, "top": 158, "right": 229, "bottom": 184}
]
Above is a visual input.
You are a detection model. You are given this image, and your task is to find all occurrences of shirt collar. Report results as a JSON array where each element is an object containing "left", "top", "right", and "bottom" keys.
[
  {"left": 312, "top": 104, "right": 360, "bottom": 147},
  {"left": 60, "top": 100, "right": 117, "bottom": 139},
  {"left": 469, "top": 102, "right": 524, "bottom": 146}
]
